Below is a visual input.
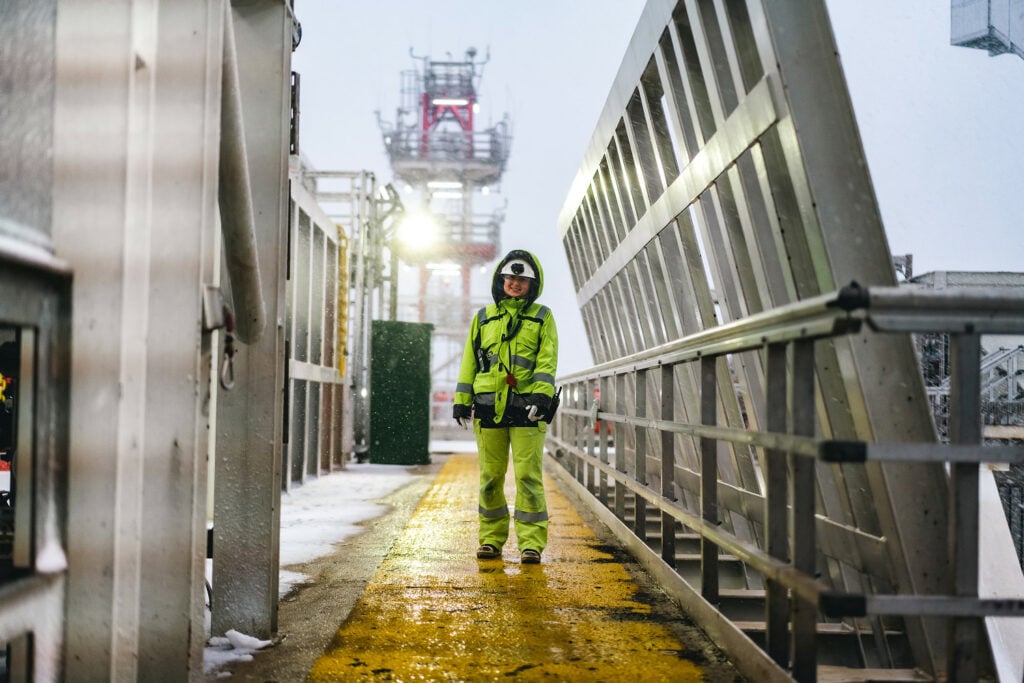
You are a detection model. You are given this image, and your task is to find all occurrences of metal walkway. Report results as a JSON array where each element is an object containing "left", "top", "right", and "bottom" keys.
[
  {"left": 307, "top": 453, "right": 740, "bottom": 681},
  {"left": 4, "top": 2, "right": 1024, "bottom": 681}
]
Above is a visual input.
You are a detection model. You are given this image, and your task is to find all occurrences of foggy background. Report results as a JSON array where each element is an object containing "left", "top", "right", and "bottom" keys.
[{"left": 291, "top": 1, "right": 1024, "bottom": 374}]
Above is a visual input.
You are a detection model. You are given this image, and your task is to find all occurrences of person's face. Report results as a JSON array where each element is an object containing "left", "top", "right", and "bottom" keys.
[{"left": 503, "top": 274, "right": 531, "bottom": 298}]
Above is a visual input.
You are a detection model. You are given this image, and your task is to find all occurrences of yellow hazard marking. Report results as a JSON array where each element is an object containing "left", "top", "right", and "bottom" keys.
[
  {"left": 310, "top": 452, "right": 707, "bottom": 681},
  {"left": 0, "top": 374, "right": 5, "bottom": 402}
]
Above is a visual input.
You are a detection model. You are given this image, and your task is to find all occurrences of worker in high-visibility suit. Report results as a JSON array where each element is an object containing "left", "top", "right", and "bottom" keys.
[{"left": 453, "top": 249, "right": 558, "bottom": 564}]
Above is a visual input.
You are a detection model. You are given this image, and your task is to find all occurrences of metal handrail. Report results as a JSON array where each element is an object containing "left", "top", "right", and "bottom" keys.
[
  {"left": 548, "top": 283, "right": 1024, "bottom": 681},
  {"left": 218, "top": 4, "right": 266, "bottom": 345}
]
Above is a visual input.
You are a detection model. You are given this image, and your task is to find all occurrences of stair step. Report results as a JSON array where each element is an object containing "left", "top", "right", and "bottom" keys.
[
  {"left": 715, "top": 588, "right": 767, "bottom": 621},
  {"left": 817, "top": 666, "right": 932, "bottom": 682},
  {"left": 734, "top": 621, "right": 905, "bottom": 638},
  {"left": 673, "top": 552, "right": 744, "bottom": 564}
]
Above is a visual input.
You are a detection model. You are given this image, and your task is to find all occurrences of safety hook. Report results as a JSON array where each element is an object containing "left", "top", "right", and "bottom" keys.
[
  {"left": 219, "top": 308, "right": 237, "bottom": 391},
  {"left": 220, "top": 344, "right": 235, "bottom": 391}
]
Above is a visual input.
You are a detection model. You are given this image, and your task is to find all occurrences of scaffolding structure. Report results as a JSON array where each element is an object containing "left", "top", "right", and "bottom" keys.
[
  {"left": 908, "top": 271, "right": 1024, "bottom": 441},
  {"left": 909, "top": 270, "right": 1024, "bottom": 572},
  {"left": 378, "top": 47, "right": 512, "bottom": 433},
  {"left": 293, "top": 160, "right": 382, "bottom": 460}
]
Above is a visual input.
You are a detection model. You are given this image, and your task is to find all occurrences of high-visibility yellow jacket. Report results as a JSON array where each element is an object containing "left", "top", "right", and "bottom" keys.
[{"left": 454, "top": 250, "right": 558, "bottom": 426}]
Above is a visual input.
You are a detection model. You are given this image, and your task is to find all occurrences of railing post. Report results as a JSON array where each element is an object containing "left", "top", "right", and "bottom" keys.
[
  {"left": 791, "top": 339, "right": 817, "bottom": 682},
  {"left": 572, "top": 381, "right": 584, "bottom": 484},
  {"left": 947, "top": 332, "right": 982, "bottom": 682},
  {"left": 700, "top": 355, "right": 719, "bottom": 603},
  {"left": 615, "top": 372, "right": 627, "bottom": 519},
  {"left": 661, "top": 363, "right": 676, "bottom": 567},
  {"left": 588, "top": 380, "right": 598, "bottom": 493},
  {"left": 635, "top": 369, "right": 648, "bottom": 540},
  {"left": 765, "top": 342, "right": 790, "bottom": 666},
  {"left": 599, "top": 374, "right": 610, "bottom": 504}
]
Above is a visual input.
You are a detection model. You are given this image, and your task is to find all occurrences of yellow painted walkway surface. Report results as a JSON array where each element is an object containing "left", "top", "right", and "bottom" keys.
[{"left": 310, "top": 453, "right": 740, "bottom": 681}]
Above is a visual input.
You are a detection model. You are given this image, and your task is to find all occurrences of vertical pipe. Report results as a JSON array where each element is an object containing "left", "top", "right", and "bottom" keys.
[
  {"left": 418, "top": 266, "right": 429, "bottom": 323},
  {"left": 466, "top": 94, "right": 475, "bottom": 157},
  {"left": 218, "top": 2, "right": 265, "bottom": 344},
  {"left": 420, "top": 91, "right": 430, "bottom": 157},
  {"left": 791, "top": 339, "right": 817, "bottom": 682},
  {"left": 388, "top": 248, "right": 398, "bottom": 321},
  {"left": 462, "top": 181, "right": 474, "bottom": 325},
  {"left": 700, "top": 355, "right": 719, "bottom": 603},
  {"left": 660, "top": 364, "right": 675, "bottom": 567},
  {"left": 947, "top": 333, "right": 982, "bottom": 682},
  {"left": 461, "top": 262, "right": 471, "bottom": 328},
  {"left": 350, "top": 176, "right": 370, "bottom": 457},
  {"left": 764, "top": 342, "right": 790, "bottom": 666}
]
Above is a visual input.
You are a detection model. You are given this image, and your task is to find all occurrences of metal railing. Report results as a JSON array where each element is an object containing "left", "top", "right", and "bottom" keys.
[
  {"left": 283, "top": 175, "right": 350, "bottom": 485},
  {"left": 384, "top": 126, "right": 510, "bottom": 166},
  {"left": 547, "top": 284, "right": 1024, "bottom": 682}
]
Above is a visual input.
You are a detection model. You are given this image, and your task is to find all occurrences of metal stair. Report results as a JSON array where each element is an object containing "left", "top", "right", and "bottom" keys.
[{"left": 585, "top": 486, "right": 927, "bottom": 679}]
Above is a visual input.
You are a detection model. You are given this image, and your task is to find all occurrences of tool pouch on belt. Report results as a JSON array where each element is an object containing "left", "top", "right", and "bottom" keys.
[
  {"left": 472, "top": 392, "right": 498, "bottom": 423},
  {"left": 473, "top": 392, "right": 536, "bottom": 428}
]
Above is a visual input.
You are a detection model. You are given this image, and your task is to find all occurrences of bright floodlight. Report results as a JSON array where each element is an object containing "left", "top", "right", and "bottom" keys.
[
  {"left": 396, "top": 213, "right": 439, "bottom": 250},
  {"left": 432, "top": 98, "right": 469, "bottom": 106}
]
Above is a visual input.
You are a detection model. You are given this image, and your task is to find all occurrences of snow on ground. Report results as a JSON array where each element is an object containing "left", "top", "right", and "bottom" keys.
[
  {"left": 202, "top": 440, "right": 476, "bottom": 676},
  {"left": 275, "top": 462, "right": 420, "bottom": 595}
]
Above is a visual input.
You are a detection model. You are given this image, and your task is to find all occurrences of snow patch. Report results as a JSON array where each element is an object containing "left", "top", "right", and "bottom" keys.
[{"left": 203, "top": 462, "right": 419, "bottom": 674}]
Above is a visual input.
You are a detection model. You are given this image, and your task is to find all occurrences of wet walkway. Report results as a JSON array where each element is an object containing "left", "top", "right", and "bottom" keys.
[{"left": 308, "top": 452, "right": 742, "bottom": 681}]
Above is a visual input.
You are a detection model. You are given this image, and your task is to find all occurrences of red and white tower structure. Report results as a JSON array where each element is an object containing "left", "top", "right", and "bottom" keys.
[{"left": 379, "top": 47, "right": 512, "bottom": 425}]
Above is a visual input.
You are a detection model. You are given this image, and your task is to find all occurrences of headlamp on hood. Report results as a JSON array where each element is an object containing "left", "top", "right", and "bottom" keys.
[{"left": 500, "top": 259, "right": 536, "bottom": 279}]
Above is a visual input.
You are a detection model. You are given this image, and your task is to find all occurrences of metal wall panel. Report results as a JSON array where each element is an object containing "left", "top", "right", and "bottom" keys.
[
  {"left": 210, "top": 0, "right": 293, "bottom": 645},
  {"left": 52, "top": 0, "right": 227, "bottom": 676}
]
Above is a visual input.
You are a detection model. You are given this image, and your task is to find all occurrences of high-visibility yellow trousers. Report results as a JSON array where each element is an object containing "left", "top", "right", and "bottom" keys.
[{"left": 474, "top": 422, "right": 548, "bottom": 553}]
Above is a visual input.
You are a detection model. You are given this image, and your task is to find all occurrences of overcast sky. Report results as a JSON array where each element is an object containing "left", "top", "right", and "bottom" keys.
[{"left": 291, "top": 1, "right": 1024, "bottom": 375}]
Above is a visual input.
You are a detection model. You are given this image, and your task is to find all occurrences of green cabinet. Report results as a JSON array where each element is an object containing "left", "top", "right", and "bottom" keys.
[{"left": 369, "top": 321, "right": 433, "bottom": 465}]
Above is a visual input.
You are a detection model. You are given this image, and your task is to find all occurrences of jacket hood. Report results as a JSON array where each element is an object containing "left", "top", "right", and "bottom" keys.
[{"left": 491, "top": 249, "right": 544, "bottom": 306}]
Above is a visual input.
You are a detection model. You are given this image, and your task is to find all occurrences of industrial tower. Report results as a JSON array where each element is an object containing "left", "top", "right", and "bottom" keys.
[{"left": 378, "top": 47, "right": 512, "bottom": 429}]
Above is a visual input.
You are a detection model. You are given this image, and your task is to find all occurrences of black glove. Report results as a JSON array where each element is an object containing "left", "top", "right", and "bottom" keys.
[
  {"left": 453, "top": 403, "right": 472, "bottom": 429},
  {"left": 524, "top": 394, "right": 551, "bottom": 422}
]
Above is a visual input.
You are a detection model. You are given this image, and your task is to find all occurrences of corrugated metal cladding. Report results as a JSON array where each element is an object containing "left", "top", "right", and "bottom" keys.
[{"left": 556, "top": 0, "right": 956, "bottom": 677}]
